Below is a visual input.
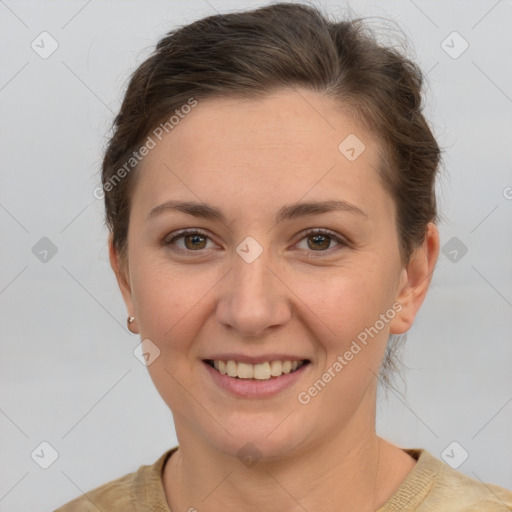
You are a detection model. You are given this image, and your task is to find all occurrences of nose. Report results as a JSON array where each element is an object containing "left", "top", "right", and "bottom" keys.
[{"left": 215, "top": 246, "right": 292, "bottom": 339}]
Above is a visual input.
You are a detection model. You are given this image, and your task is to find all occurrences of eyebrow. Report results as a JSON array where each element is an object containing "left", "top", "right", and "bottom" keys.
[{"left": 146, "top": 199, "right": 367, "bottom": 224}]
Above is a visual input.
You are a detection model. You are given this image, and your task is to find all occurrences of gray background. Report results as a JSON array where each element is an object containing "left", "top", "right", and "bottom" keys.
[{"left": 1, "top": 0, "right": 511, "bottom": 510}]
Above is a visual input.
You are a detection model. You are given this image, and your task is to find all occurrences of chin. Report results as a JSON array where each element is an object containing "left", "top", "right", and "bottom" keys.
[{"left": 197, "top": 411, "right": 311, "bottom": 464}]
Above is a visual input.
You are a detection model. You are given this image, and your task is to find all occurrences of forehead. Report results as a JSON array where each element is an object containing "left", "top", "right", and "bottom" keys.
[
  {"left": 158, "top": 89, "right": 373, "bottom": 163},
  {"left": 132, "top": 88, "right": 389, "bottom": 219}
]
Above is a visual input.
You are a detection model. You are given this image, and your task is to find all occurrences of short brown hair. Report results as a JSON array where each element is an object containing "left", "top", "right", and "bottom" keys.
[{"left": 101, "top": 2, "right": 441, "bottom": 392}]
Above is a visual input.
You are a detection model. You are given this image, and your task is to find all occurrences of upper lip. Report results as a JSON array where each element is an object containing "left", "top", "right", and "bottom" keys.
[{"left": 203, "top": 354, "right": 310, "bottom": 364}]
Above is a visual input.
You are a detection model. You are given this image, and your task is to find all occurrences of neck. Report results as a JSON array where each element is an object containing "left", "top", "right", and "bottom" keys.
[{"left": 162, "top": 412, "right": 412, "bottom": 511}]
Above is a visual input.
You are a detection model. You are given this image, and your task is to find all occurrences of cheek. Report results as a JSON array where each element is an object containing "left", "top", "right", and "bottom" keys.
[
  {"left": 130, "top": 258, "right": 222, "bottom": 354},
  {"left": 288, "top": 268, "right": 395, "bottom": 431},
  {"left": 293, "top": 264, "right": 395, "bottom": 348},
  {"left": 129, "top": 261, "right": 219, "bottom": 409}
]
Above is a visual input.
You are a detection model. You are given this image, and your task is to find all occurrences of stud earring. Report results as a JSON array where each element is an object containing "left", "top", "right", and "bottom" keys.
[{"left": 127, "top": 316, "right": 136, "bottom": 332}]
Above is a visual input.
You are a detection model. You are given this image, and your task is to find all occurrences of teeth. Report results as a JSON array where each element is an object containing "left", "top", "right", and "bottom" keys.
[
  {"left": 270, "top": 360, "right": 283, "bottom": 377},
  {"left": 210, "top": 359, "right": 305, "bottom": 380},
  {"left": 254, "top": 362, "right": 271, "bottom": 380},
  {"left": 237, "top": 362, "right": 253, "bottom": 379},
  {"left": 226, "top": 360, "right": 237, "bottom": 377}
]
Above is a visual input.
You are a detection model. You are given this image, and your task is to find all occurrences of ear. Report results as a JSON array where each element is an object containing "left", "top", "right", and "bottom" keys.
[
  {"left": 389, "top": 223, "right": 440, "bottom": 334},
  {"left": 108, "top": 234, "right": 138, "bottom": 334}
]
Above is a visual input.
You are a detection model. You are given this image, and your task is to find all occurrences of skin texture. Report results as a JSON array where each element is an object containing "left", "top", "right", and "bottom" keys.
[{"left": 109, "top": 87, "right": 439, "bottom": 511}]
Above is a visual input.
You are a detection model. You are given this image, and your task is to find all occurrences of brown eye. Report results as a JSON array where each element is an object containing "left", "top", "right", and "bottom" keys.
[
  {"left": 307, "top": 233, "right": 332, "bottom": 251},
  {"left": 164, "top": 229, "right": 214, "bottom": 254},
  {"left": 183, "top": 233, "right": 207, "bottom": 250},
  {"left": 295, "top": 228, "right": 346, "bottom": 255}
]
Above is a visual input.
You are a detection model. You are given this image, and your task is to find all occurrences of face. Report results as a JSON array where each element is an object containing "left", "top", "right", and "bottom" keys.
[{"left": 111, "top": 88, "right": 435, "bottom": 461}]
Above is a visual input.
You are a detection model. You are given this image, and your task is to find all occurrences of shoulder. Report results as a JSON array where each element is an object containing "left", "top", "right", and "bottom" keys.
[
  {"left": 53, "top": 448, "right": 176, "bottom": 512},
  {"left": 400, "top": 448, "right": 512, "bottom": 511},
  {"left": 54, "top": 471, "right": 135, "bottom": 512}
]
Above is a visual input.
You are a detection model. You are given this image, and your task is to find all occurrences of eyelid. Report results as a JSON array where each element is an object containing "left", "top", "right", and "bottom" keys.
[
  {"left": 293, "top": 228, "right": 349, "bottom": 254},
  {"left": 163, "top": 227, "right": 349, "bottom": 255},
  {"left": 163, "top": 228, "right": 215, "bottom": 254},
  {"left": 164, "top": 228, "right": 210, "bottom": 244}
]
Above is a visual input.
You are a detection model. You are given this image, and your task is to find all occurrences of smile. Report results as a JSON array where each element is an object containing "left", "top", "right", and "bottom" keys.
[{"left": 205, "top": 359, "right": 308, "bottom": 380}]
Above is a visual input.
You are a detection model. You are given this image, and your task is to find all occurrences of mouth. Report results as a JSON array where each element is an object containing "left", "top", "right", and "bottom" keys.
[{"left": 204, "top": 359, "right": 310, "bottom": 380}]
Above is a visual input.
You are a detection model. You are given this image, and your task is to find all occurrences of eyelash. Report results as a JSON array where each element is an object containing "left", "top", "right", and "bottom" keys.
[{"left": 163, "top": 228, "right": 348, "bottom": 257}]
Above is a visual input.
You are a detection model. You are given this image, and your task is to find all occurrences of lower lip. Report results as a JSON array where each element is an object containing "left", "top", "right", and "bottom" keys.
[{"left": 203, "top": 361, "right": 309, "bottom": 399}]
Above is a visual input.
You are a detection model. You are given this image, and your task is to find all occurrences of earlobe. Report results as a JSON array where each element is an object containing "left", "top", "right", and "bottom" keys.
[{"left": 389, "top": 223, "right": 440, "bottom": 335}]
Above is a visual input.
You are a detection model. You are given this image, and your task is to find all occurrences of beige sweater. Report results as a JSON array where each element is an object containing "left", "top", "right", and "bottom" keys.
[{"left": 54, "top": 447, "right": 512, "bottom": 511}]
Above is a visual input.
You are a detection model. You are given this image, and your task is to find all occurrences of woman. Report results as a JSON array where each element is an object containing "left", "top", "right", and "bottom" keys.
[{"left": 55, "top": 2, "right": 512, "bottom": 511}]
